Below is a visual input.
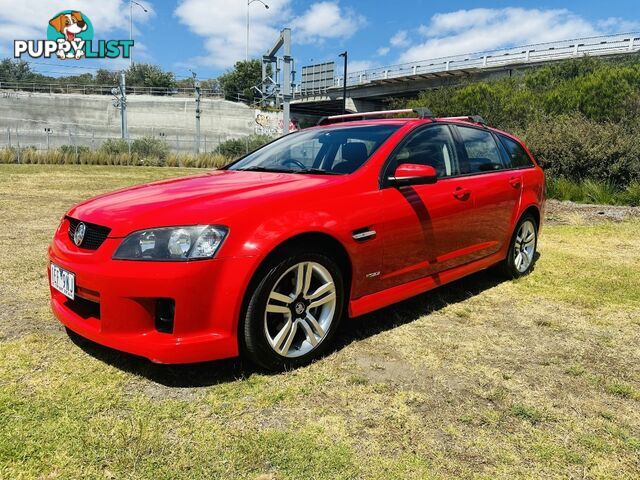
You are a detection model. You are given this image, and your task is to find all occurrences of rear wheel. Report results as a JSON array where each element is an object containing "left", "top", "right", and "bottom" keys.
[
  {"left": 499, "top": 214, "right": 538, "bottom": 278},
  {"left": 242, "top": 252, "right": 345, "bottom": 370}
]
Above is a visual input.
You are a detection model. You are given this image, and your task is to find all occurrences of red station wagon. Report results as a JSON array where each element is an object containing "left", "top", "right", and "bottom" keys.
[{"left": 48, "top": 109, "right": 545, "bottom": 370}]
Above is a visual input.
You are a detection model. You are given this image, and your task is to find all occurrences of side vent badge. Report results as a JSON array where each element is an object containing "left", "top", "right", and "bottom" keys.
[{"left": 352, "top": 228, "right": 376, "bottom": 242}]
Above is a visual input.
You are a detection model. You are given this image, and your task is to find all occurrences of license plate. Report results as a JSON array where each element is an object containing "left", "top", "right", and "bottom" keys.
[{"left": 51, "top": 263, "right": 75, "bottom": 300}]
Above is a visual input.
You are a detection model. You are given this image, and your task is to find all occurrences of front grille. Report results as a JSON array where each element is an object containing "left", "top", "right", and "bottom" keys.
[{"left": 67, "top": 217, "right": 111, "bottom": 250}]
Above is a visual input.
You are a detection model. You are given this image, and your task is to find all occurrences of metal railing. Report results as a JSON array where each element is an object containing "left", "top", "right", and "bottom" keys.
[
  {"left": 0, "top": 128, "right": 229, "bottom": 154},
  {"left": 0, "top": 81, "right": 225, "bottom": 97},
  {"left": 329, "top": 32, "right": 640, "bottom": 90}
]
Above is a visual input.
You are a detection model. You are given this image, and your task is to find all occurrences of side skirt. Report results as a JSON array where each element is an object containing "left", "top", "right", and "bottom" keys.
[{"left": 348, "top": 251, "right": 505, "bottom": 318}]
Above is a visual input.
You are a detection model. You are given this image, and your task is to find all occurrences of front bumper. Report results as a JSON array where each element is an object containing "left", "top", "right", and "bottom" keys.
[{"left": 48, "top": 219, "right": 257, "bottom": 364}]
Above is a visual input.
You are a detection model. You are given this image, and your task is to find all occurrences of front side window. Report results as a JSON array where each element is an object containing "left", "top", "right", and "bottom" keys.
[
  {"left": 499, "top": 135, "right": 534, "bottom": 168},
  {"left": 457, "top": 126, "right": 506, "bottom": 174},
  {"left": 228, "top": 124, "right": 400, "bottom": 174},
  {"left": 392, "top": 125, "right": 458, "bottom": 178}
]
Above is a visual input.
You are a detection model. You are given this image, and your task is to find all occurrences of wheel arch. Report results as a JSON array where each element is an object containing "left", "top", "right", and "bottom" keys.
[{"left": 520, "top": 204, "right": 541, "bottom": 230}]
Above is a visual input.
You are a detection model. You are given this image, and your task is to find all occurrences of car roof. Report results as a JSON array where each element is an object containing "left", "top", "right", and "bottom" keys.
[{"left": 312, "top": 117, "right": 514, "bottom": 138}]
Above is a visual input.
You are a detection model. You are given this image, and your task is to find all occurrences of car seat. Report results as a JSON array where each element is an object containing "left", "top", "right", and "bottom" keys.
[{"left": 332, "top": 142, "right": 369, "bottom": 173}]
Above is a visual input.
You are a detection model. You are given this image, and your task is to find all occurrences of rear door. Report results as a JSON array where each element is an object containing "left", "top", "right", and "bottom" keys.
[
  {"left": 378, "top": 124, "right": 479, "bottom": 289},
  {"left": 453, "top": 125, "right": 522, "bottom": 257}
]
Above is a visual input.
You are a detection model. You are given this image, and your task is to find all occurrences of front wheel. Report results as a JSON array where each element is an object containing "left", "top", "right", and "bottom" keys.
[
  {"left": 241, "top": 252, "right": 345, "bottom": 371},
  {"left": 499, "top": 214, "right": 538, "bottom": 278}
]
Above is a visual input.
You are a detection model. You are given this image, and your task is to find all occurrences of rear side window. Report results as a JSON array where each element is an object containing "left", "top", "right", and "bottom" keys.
[
  {"left": 456, "top": 126, "right": 505, "bottom": 174},
  {"left": 499, "top": 135, "right": 534, "bottom": 168}
]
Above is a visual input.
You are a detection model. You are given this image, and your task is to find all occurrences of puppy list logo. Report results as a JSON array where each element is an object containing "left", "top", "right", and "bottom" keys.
[{"left": 14, "top": 10, "right": 134, "bottom": 60}]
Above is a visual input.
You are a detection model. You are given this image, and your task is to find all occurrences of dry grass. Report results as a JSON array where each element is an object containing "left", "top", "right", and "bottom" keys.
[{"left": 0, "top": 164, "right": 639, "bottom": 479}]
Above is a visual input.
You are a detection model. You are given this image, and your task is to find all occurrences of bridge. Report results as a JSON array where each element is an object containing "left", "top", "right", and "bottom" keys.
[{"left": 292, "top": 32, "right": 640, "bottom": 116}]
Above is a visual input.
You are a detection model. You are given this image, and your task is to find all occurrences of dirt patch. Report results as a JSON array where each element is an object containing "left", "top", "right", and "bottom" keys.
[{"left": 544, "top": 199, "right": 640, "bottom": 225}]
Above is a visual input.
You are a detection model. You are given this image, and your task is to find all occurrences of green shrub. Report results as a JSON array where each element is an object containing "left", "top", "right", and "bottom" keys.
[
  {"left": 99, "top": 137, "right": 170, "bottom": 163},
  {"left": 405, "top": 54, "right": 640, "bottom": 127},
  {"left": 519, "top": 114, "right": 640, "bottom": 187},
  {"left": 546, "top": 177, "right": 585, "bottom": 202},
  {"left": 130, "top": 136, "right": 169, "bottom": 160},
  {"left": 582, "top": 179, "right": 619, "bottom": 205},
  {"left": 214, "top": 134, "right": 273, "bottom": 159},
  {"left": 545, "top": 177, "right": 640, "bottom": 205},
  {"left": 99, "top": 138, "right": 130, "bottom": 155},
  {"left": 620, "top": 181, "right": 640, "bottom": 207}
]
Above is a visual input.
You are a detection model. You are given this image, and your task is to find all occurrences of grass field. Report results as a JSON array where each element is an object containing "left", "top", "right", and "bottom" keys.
[{"left": 1, "top": 165, "right": 639, "bottom": 479}]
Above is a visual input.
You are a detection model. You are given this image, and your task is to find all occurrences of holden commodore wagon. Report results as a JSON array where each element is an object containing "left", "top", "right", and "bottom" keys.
[{"left": 49, "top": 109, "right": 545, "bottom": 370}]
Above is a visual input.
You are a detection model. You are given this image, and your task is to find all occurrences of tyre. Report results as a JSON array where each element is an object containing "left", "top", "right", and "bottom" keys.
[
  {"left": 499, "top": 214, "right": 538, "bottom": 279},
  {"left": 241, "top": 251, "right": 345, "bottom": 371}
]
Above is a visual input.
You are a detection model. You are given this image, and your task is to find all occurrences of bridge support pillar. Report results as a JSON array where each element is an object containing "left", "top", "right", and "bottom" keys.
[{"left": 346, "top": 98, "right": 385, "bottom": 113}]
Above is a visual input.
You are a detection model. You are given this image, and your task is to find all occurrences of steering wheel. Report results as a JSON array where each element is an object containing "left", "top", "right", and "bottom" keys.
[{"left": 282, "top": 159, "right": 307, "bottom": 170}]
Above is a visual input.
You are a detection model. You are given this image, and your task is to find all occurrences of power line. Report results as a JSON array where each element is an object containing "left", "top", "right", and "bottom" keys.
[
  {"left": 25, "top": 60, "right": 116, "bottom": 72},
  {"left": 8, "top": 59, "right": 216, "bottom": 81}
]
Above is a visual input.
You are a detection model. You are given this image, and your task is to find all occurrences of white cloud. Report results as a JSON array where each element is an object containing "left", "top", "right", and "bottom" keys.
[
  {"left": 597, "top": 17, "right": 640, "bottom": 33},
  {"left": 376, "top": 46, "right": 390, "bottom": 56},
  {"left": 291, "top": 1, "right": 365, "bottom": 44},
  {"left": 347, "top": 59, "right": 378, "bottom": 73},
  {"left": 174, "top": 0, "right": 290, "bottom": 69},
  {"left": 395, "top": 8, "right": 631, "bottom": 64},
  {"left": 389, "top": 30, "right": 410, "bottom": 47},
  {"left": 176, "top": 0, "right": 365, "bottom": 69}
]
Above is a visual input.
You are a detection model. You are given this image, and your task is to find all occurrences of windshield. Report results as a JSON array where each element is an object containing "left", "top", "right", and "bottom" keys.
[{"left": 227, "top": 124, "right": 400, "bottom": 174}]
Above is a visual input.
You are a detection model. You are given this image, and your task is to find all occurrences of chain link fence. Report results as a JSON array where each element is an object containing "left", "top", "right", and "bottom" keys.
[{"left": 0, "top": 127, "right": 233, "bottom": 155}]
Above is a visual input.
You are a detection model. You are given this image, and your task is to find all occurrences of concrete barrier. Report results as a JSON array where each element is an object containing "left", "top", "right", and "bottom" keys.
[{"left": 0, "top": 91, "right": 259, "bottom": 152}]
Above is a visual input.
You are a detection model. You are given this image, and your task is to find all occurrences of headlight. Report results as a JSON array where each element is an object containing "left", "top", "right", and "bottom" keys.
[{"left": 113, "top": 225, "right": 228, "bottom": 261}]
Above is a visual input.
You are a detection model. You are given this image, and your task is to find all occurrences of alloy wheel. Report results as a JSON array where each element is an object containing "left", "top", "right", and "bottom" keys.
[
  {"left": 264, "top": 261, "right": 337, "bottom": 358},
  {"left": 514, "top": 220, "right": 536, "bottom": 273}
]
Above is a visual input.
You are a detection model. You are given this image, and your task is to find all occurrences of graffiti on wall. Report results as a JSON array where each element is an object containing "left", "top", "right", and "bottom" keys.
[{"left": 255, "top": 110, "right": 298, "bottom": 135}]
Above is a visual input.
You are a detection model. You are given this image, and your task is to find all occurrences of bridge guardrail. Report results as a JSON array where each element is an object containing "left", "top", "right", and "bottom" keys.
[
  {"left": 0, "top": 82, "right": 225, "bottom": 97},
  {"left": 322, "top": 32, "right": 640, "bottom": 92}
]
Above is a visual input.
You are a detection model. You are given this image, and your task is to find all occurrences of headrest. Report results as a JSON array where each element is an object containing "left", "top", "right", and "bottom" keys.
[{"left": 341, "top": 142, "right": 368, "bottom": 164}]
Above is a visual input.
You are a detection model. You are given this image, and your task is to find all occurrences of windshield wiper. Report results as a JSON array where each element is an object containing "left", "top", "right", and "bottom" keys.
[
  {"left": 236, "top": 166, "right": 294, "bottom": 173},
  {"left": 290, "top": 168, "right": 342, "bottom": 175},
  {"left": 237, "top": 166, "right": 341, "bottom": 175}
]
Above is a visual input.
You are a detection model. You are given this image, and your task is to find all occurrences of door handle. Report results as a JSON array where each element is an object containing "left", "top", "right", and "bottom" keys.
[
  {"left": 509, "top": 176, "right": 522, "bottom": 188},
  {"left": 453, "top": 187, "right": 471, "bottom": 200}
]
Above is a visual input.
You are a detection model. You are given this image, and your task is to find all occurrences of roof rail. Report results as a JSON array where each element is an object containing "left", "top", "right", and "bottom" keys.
[
  {"left": 438, "top": 115, "right": 488, "bottom": 126},
  {"left": 317, "top": 108, "right": 434, "bottom": 125}
]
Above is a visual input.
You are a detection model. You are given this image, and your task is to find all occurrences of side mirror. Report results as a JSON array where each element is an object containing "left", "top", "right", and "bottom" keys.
[{"left": 388, "top": 163, "right": 438, "bottom": 187}]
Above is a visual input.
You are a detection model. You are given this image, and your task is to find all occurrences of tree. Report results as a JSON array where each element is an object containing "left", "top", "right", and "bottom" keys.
[
  {"left": 218, "top": 59, "right": 262, "bottom": 103},
  {"left": 95, "top": 69, "right": 119, "bottom": 86},
  {"left": 125, "top": 63, "right": 176, "bottom": 91},
  {"left": 0, "top": 59, "right": 37, "bottom": 82}
]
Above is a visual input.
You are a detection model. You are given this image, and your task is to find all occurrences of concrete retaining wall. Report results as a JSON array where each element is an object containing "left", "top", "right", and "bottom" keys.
[{"left": 0, "top": 91, "right": 259, "bottom": 152}]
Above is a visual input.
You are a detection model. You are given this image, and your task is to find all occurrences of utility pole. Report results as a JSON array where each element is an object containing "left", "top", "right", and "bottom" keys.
[
  {"left": 247, "top": 0, "right": 270, "bottom": 62},
  {"left": 192, "top": 71, "right": 201, "bottom": 154},
  {"left": 261, "top": 28, "right": 294, "bottom": 135},
  {"left": 112, "top": 72, "right": 129, "bottom": 154},
  {"left": 129, "top": 0, "right": 148, "bottom": 67},
  {"left": 120, "top": 72, "right": 128, "bottom": 140},
  {"left": 339, "top": 51, "right": 348, "bottom": 114}
]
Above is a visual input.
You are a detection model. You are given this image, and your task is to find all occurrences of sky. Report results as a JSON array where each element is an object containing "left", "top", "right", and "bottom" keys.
[{"left": 0, "top": 0, "right": 639, "bottom": 81}]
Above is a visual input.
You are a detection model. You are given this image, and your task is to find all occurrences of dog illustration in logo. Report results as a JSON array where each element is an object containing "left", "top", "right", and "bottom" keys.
[{"left": 49, "top": 11, "right": 87, "bottom": 59}]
